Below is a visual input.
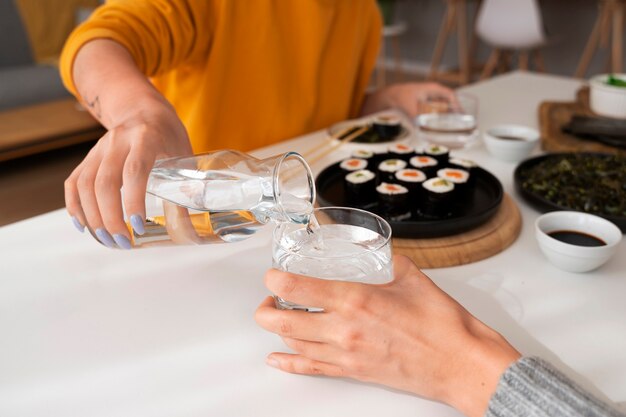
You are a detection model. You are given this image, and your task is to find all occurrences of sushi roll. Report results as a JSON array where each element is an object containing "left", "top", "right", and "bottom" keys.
[
  {"left": 395, "top": 169, "right": 426, "bottom": 200},
  {"left": 423, "top": 144, "right": 449, "bottom": 164},
  {"left": 448, "top": 157, "right": 477, "bottom": 172},
  {"left": 409, "top": 155, "right": 438, "bottom": 178},
  {"left": 372, "top": 114, "right": 402, "bottom": 140},
  {"left": 344, "top": 169, "right": 376, "bottom": 205},
  {"left": 376, "top": 182, "right": 410, "bottom": 220},
  {"left": 340, "top": 158, "right": 368, "bottom": 173},
  {"left": 448, "top": 157, "right": 477, "bottom": 184},
  {"left": 351, "top": 149, "right": 375, "bottom": 161},
  {"left": 420, "top": 177, "right": 455, "bottom": 217},
  {"left": 437, "top": 168, "right": 471, "bottom": 198},
  {"left": 351, "top": 149, "right": 380, "bottom": 168},
  {"left": 387, "top": 143, "right": 414, "bottom": 161},
  {"left": 377, "top": 159, "right": 407, "bottom": 183}
]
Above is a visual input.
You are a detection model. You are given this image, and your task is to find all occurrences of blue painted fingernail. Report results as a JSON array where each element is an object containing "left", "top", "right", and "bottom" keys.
[
  {"left": 95, "top": 228, "right": 116, "bottom": 248},
  {"left": 113, "top": 234, "right": 132, "bottom": 250},
  {"left": 71, "top": 216, "right": 84, "bottom": 233},
  {"left": 130, "top": 214, "right": 145, "bottom": 235}
]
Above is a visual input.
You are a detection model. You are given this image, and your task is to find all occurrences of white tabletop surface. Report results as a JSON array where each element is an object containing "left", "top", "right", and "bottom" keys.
[{"left": 1, "top": 72, "right": 624, "bottom": 416}]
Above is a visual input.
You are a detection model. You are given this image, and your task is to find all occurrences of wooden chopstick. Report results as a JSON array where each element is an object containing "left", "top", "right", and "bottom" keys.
[
  {"left": 300, "top": 125, "right": 359, "bottom": 160},
  {"left": 305, "top": 125, "right": 369, "bottom": 166}
]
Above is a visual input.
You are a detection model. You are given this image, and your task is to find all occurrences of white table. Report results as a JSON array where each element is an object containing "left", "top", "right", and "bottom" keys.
[{"left": 1, "top": 72, "right": 624, "bottom": 416}]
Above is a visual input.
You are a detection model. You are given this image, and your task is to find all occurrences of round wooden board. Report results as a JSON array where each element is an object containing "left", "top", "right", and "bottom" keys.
[{"left": 393, "top": 193, "right": 522, "bottom": 268}]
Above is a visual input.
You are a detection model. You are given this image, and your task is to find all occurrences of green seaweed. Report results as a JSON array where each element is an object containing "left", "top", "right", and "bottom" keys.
[{"left": 521, "top": 154, "right": 626, "bottom": 217}]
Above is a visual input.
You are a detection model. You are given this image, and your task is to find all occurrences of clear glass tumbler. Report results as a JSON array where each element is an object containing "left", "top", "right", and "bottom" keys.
[
  {"left": 415, "top": 92, "right": 479, "bottom": 149},
  {"left": 272, "top": 207, "right": 393, "bottom": 312}
]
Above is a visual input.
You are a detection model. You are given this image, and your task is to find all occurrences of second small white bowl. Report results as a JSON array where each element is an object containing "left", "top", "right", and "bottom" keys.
[
  {"left": 589, "top": 74, "right": 626, "bottom": 119},
  {"left": 484, "top": 124, "right": 539, "bottom": 162}
]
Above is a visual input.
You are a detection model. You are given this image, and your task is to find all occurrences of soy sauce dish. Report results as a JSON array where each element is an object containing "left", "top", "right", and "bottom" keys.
[
  {"left": 484, "top": 124, "right": 539, "bottom": 162},
  {"left": 535, "top": 211, "right": 622, "bottom": 273}
]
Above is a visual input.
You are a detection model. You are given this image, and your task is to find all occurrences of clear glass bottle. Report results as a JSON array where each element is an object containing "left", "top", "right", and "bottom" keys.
[{"left": 127, "top": 150, "right": 315, "bottom": 247}]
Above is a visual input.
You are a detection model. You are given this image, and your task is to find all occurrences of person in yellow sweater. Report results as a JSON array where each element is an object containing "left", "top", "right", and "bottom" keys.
[{"left": 61, "top": 0, "right": 452, "bottom": 249}]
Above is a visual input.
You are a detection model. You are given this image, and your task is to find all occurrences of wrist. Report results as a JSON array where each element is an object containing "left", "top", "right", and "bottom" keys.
[
  {"left": 360, "top": 86, "right": 395, "bottom": 115},
  {"left": 444, "top": 322, "right": 521, "bottom": 417}
]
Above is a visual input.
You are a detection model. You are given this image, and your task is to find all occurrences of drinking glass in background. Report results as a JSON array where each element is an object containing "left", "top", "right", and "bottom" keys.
[
  {"left": 415, "top": 92, "right": 479, "bottom": 149},
  {"left": 272, "top": 207, "right": 393, "bottom": 312}
]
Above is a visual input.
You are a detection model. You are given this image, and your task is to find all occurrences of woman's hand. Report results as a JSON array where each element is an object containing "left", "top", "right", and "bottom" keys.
[
  {"left": 361, "top": 82, "right": 456, "bottom": 118},
  {"left": 63, "top": 39, "right": 193, "bottom": 249},
  {"left": 64, "top": 98, "right": 192, "bottom": 248},
  {"left": 255, "top": 255, "right": 520, "bottom": 417}
]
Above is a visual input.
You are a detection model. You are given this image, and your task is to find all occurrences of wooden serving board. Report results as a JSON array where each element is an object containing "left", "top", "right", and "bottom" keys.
[
  {"left": 393, "top": 193, "right": 521, "bottom": 269},
  {"left": 538, "top": 87, "right": 625, "bottom": 155}
]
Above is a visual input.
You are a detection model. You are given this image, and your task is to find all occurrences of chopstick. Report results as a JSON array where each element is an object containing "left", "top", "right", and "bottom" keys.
[
  {"left": 304, "top": 125, "right": 370, "bottom": 166},
  {"left": 299, "top": 125, "right": 357, "bottom": 160}
]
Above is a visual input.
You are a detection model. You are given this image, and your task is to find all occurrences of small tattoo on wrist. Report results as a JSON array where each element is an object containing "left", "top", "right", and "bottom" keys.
[{"left": 85, "top": 95, "right": 102, "bottom": 119}]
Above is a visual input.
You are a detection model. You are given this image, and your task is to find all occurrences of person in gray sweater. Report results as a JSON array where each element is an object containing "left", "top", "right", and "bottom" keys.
[{"left": 255, "top": 255, "right": 625, "bottom": 417}]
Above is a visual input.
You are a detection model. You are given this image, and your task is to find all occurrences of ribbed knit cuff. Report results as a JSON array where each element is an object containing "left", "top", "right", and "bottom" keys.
[{"left": 486, "top": 357, "right": 624, "bottom": 417}]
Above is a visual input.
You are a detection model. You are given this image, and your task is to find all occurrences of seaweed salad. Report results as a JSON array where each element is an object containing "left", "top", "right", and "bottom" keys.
[{"left": 520, "top": 154, "right": 626, "bottom": 217}]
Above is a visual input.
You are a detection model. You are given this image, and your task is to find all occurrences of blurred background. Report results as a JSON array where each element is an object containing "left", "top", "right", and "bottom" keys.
[{"left": 1, "top": 0, "right": 624, "bottom": 226}]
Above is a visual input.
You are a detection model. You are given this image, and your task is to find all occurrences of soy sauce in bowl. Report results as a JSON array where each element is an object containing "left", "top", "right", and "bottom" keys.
[
  {"left": 548, "top": 230, "right": 606, "bottom": 247},
  {"left": 494, "top": 135, "right": 527, "bottom": 141}
]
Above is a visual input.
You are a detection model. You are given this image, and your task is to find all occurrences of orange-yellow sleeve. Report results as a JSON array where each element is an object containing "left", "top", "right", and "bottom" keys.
[
  {"left": 60, "top": 0, "right": 215, "bottom": 96},
  {"left": 350, "top": 1, "right": 382, "bottom": 117}
]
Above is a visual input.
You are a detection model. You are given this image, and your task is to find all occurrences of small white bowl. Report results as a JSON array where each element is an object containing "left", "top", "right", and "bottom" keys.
[
  {"left": 589, "top": 74, "right": 626, "bottom": 119},
  {"left": 535, "top": 211, "right": 622, "bottom": 273},
  {"left": 483, "top": 125, "right": 539, "bottom": 162}
]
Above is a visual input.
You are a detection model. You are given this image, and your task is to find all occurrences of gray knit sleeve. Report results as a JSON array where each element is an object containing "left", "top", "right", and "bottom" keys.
[{"left": 486, "top": 357, "right": 625, "bottom": 417}]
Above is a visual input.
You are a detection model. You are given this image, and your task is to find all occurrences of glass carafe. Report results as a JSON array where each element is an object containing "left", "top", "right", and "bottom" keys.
[{"left": 128, "top": 150, "right": 315, "bottom": 247}]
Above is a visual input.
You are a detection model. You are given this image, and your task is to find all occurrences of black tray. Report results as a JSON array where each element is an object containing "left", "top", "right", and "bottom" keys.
[
  {"left": 514, "top": 153, "right": 626, "bottom": 232},
  {"left": 316, "top": 162, "right": 503, "bottom": 238}
]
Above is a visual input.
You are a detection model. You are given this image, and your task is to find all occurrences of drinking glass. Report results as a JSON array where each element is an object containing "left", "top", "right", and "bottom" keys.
[
  {"left": 272, "top": 207, "right": 393, "bottom": 312},
  {"left": 415, "top": 92, "right": 479, "bottom": 148}
]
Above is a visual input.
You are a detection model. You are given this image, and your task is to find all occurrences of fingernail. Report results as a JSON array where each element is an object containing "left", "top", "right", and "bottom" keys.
[
  {"left": 130, "top": 214, "right": 145, "bottom": 235},
  {"left": 95, "top": 228, "right": 116, "bottom": 248},
  {"left": 266, "top": 357, "right": 279, "bottom": 369},
  {"left": 113, "top": 234, "right": 132, "bottom": 250},
  {"left": 71, "top": 216, "right": 84, "bottom": 233}
]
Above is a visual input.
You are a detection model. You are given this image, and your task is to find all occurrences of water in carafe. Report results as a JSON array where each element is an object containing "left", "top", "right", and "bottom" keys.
[{"left": 128, "top": 150, "right": 316, "bottom": 247}]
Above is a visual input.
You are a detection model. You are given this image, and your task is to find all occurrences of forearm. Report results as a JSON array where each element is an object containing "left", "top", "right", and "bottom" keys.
[
  {"left": 486, "top": 357, "right": 625, "bottom": 417},
  {"left": 72, "top": 39, "right": 170, "bottom": 129}
]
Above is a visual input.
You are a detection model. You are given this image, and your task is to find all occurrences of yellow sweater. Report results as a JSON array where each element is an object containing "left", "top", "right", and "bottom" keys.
[{"left": 60, "top": 0, "right": 382, "bottom": 153}]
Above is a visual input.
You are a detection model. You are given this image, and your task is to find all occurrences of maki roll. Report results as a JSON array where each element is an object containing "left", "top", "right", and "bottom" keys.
[
  {"left": 420, "top": 177, "right": 455, "bottom": 217},
  {"left": 387, "top": 143, "right": 414, "bottom": 161},
  {"left": 448, "top": 157, "right": 477, "bottom": 187},
  {"left": 340, "top": 158, "right": 368, "bottom": 173},
  {"left": 423, "top": 144, "right": 449, "bottom": 164},
  {"left": 351, "top": 149, "right": 379, "bottom": 168},
  {"left": 373, "top": 114, "right": 402, "bottom": 140},
  {"left": 377, "top": 158, "right": 407, "bottom": 182},
  {"left": 448, "top": 157, "right": 477, "bottom": 172},
  {"left": 437, "top": 168, "right": 471, "bottom": 198},
  {"left": 351, "top": 149, "right": 375, "bottom": 161},
  {"left": 344, "top": 169, "right": 376, "bottom": 205},
  {"left": 395, "top": 169, "right": 426, "bottom": 200},
  {"left": 409, "top": 155, "right": 438, "bottom": 177},
  {"left": 376, "top": 182, "right": 410, "bottom": 220}
]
